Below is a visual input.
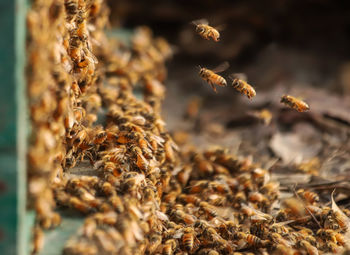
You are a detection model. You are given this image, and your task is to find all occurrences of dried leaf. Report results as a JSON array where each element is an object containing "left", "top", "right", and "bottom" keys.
[
  {"left": 270, "top": 132, "right": 321, "bottom": 164},
  {"left": 331, "top": 190, "right": 350, "bottom": 231}
]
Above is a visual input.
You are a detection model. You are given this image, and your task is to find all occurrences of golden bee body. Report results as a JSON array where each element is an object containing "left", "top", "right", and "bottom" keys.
[
  {"left": 230, "top": 76, "right": 256, "bottom": 99},
  {"left": 196, "top": 24, "right": 220, "bottom": 42},
  {"left": 182, "top": 227, "right": 195, "bottom": 252},
  {"left": 192, "top": 19, "right": 221, "bottom": 42},
  {"left": 280, "top": 95, "right": 309, "bottom": 112},
  {"left": 199, "top": 62, "right": 229, "bottom": 93},
  {"left": 199, "top": 68, "right": 227, "bottom": 93}
]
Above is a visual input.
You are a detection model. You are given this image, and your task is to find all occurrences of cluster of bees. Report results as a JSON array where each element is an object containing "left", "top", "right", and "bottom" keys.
[
  {"left": 27, "top": 1, "right": 348, "bottom": 254},
  {"left": 193, "top": 19, "right": 310, "bottom": 112}
]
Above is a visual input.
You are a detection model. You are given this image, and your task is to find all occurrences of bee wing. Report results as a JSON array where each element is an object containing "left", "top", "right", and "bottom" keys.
[
  {"left": 173, "top": 229, "right": 184, "bottom": 239},
  {"left": 212, "top": 61, "right": 229, "bottom": 73},
  {"left": 214, "top": 24, "right": 226, "bottom": 31},
  {"left": 191, "top": 18, "right": 209, "bottom": 26},
  {"left": 229, "top": 73, "right": 247, "bottom": 81}
]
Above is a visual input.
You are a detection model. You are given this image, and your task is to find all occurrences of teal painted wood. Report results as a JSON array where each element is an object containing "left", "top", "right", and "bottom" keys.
[{"left": 0, "top": 0, "right": 29, "bottom": 254}]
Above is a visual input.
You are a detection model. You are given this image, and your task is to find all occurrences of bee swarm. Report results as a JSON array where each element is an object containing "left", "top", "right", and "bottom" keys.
[{"left": 27, "top": 1, "right": 350, "bottom": 254}]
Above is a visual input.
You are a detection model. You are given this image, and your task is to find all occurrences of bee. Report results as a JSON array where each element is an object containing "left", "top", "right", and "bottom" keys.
[
  {"left": 229, "top": 73, "right": 256, "bottom": 99},
  {"left": 172, "top": 209, "right": 196, "bottom": 224},
  {"left": 215, "top": 238, "right": 235, "bottom": 254},
  {"left": 162, "top": 239, "right": 177, "bottom": 255},
  {"left": 234, "top": 191, "right": 247, "bottom": 205},
  {"left": 164, "top": 191, "right": 178, "bottom": 204},
  {"left": 164, "top": 136, "right": 178, "bottom": 163},
  {"left": 182, "top": 227, "right": 195, "bottom": 252},
  {"left": 199, "top": 201, "right": 218, "bottom": 218},
  {"left": 273, "top": 244, "right": 297, "bottom": 255},
  {"left": 63, "top": 240, "right": 98, "bottom": 255},
  {"left": 297, "top": 189, "right": 319, "bottom": 204},
  {"left": 89, "top": 0, "right": 102, "bottom": 17},
  {"left": 208, "top": 194, "right": 227, "bottom": 206},
  {"left": 134, "top": 133, "right": 153, "bottom": 159},
  {"left": 269, "top": 233, "right": 292, "bottom": 247},
  {"left": 282, "top": 197, "right": 306, "bottom": 218},
  {"left": 326, "top": 241, "right": 341, "bottom": 253},
  {"left": 132, "top": 146, "right": 149, "bottom": 171},
  {"left": 184, "top": 96, "right": 202, "bottom": 120},
  {"left": 82, "top": 217, "right": 97, "bottom": 238},
  {"left": 178, "top": 194, "right": 201, "bottom": 206},
  {"left": 94, "top": 229, "right": 117, "bottom": 253},
  {"left": 296, "top": 158, "right": 320, "bottom": 175},
  {"left": 261, "top": 181, "right": 280, "bottom": 200},
  {"left": 147, "top": 233, "right": 162, "bottom": 254},
  {"left": 250, "top": 109, "right": 272, "bottom": 126},
  {"left": 208, "top": 181, "right": 230, "bottom": 194},
  {"left": 93, "top": 211, "right": 118, "bottom": 226},
  {"left": 199, "top": 62, "right": 229, "bottom": 93},
  {"left": 65, "top": 0, "right": 79, "bottom": 19},
  {"left": 280, "top": 95, "right": 309, "bottom": 112},
  {"left": 195, "top": 157, "right": 214, "bottom": 176},
  {"left": 317, "top": 229, "right": 337, "bottom": 243},
  {"left": 32, "top": 226, "right": 44, "bottom": 254},
  {"left": 188, "top": 180, "right": 209, "bottom": 194},
  {"left": 299, "top": 240, "right": 318, "bottom": 255},
  {"left": 248, "top": 192, "right": 268, "bottom": 205},
  {"left": 192, "top": 19, "right": 221, "bottom": 42},
  {"left": 143, "top": 75, "right": 166, "bottom": 99},
  {"left": 194, "top": 219, "right": 212, "bottom": 232},
  {"left": 198, "top": 249, "right": 219, "bottom": 255},
  {"left": 270, "top": 222, "right": 290, "bottom": 236},
  {"left": 69, "top": 197, "right": 92, "bottom": 214},
  {"left": 334, "top": 233, "right": 346, "bottom": 246},
  {"left": 154, "top": 37, "right": 174, "bottom": 60},
  {"left": 176, "top": 165, "right": 192, "bottom": 187},
  {"left": 237, "top": 232, "right": 269, "bottom": 248}
]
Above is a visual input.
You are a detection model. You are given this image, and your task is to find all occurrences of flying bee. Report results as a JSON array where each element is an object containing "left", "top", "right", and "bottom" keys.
[
  {"left": 199, "top": 62, "right": 229, "bottom": 93},
  {"left": 250, "top": 109, "right": 272, "bottom": 126},
  {"left": 229, "top": 73, "right": 256, "bottom": 99},
  {"left": 192, "top": 19, "right": 222, "bottom": 42},
  {"left": 280, "top": 95, "right": 309, "bottom": 112}
]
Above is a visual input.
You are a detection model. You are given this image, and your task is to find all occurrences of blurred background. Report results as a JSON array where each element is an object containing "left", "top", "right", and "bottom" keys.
[
  {"left": 105, "top": 0, "right": 350, "bottom": 168},
  {"left": 108, "top": 0, "right": 350, "bottom": 94}
]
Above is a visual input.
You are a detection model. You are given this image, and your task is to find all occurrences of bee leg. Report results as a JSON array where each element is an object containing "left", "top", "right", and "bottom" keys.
[{"left": 209, "top": 82, "right": 217, "bottom": 93}]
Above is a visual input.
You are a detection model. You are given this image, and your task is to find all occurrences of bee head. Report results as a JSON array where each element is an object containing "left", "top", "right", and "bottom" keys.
[
  {"left": 280, "top": 95, "right": 287, "bottom": 103},
  {"left": 196, "top": 26, "right": 205, "bottom": 33}
]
